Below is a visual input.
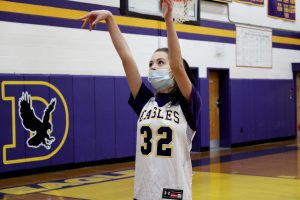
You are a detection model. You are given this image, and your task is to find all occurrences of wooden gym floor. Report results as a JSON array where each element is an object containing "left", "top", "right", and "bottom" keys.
[{"left": 0, "top": 139, "right": 299, "bottom": 200}]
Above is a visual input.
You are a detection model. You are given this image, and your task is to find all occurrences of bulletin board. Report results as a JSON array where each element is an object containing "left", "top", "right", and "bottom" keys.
[{"left": 236, "top": 25, "right": 272, "bottom": 68}]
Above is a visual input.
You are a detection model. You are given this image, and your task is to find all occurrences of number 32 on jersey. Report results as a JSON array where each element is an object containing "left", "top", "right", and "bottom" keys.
[{"left": 140, "top": 125, "right": 173, "bottom": 157}]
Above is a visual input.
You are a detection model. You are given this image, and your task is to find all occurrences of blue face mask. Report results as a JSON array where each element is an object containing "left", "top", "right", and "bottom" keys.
[{"left": 148, "top": 68, "right": 174, "bottom": 92}]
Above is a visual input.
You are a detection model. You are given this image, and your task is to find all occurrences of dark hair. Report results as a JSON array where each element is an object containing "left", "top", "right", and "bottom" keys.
[{"left": 155, "top": 48, "right": 196, "bottom": 105}]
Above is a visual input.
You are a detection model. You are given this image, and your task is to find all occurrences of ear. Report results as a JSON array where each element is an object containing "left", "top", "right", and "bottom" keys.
[{"left": 168, "top": 70, "right": 174, "bottom": 78}]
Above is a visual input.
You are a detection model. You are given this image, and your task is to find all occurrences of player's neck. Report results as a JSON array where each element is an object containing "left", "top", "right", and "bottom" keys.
[{"left": 156, "top": 86, "right": 175, "bottom": 94}]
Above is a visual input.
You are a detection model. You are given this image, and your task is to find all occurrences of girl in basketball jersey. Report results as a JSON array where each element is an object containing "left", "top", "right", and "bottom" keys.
[{"left": 80, "top": 0, "right": 201, "bottom": 199}]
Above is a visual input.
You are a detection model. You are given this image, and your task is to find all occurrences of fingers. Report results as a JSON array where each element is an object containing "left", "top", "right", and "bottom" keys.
[
  {"left": 81, "top": 18, "right": 97, "bottom": 31},
  {"left": 90, "top": 24, "right": 97, "bottom": 31},
  {"left": 89, "top": 18, "right": 93, "bottom": 31},
  {"left": 79, "top": 10, "right": 107, "bottom": 31},
  {"left": 89, "top": 21, "right": 97, "bottom": 31},
  {"left": 165, "top": 0, "right": 172, "bottom": 10},
  {"left": 79, "top": 12, "right": 91, "bottom": 20},
  {"left": 162, "top": 2, "right": 168, "bottom": 17},
  {"left": 80, "top": 12, "right": 90, "bottom": 29},
  {"left": 92, "top": 15, "right": 101, "bottom": 27},
  {"left": 79, "top": 12, "right": 99, "bottom": 31},
  {"left": 81, "top": 19, "right": 88, "bottom": 29},
  {"left": 79, "top": 12, "right": 96, "bottom": 31},
  {"left": 162, "top": 0, "right": 173, "bottom": 18}
]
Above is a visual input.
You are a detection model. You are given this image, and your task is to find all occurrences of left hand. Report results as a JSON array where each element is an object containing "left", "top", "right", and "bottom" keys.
[
  {"left": 79, "top": 10, "right": 112, "bottom": 31},
  {"left": 162, "top": 0, "right": 173, "bottom": 22}
]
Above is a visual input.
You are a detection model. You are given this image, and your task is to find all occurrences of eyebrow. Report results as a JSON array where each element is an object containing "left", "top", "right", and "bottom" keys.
[{"left": 150, "top": 58, "right": 166, "bottom": 62}]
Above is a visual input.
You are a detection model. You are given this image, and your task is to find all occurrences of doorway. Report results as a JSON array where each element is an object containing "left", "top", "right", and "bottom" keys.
[
  {"left": 208, "top": 69, "right": 230, "bottom": 149},
  {"left": 292, "top": 63, "right": 300, "bottom": 139},
  {"left": 296, "top": 73, "right": 300, "bottom": 138},
  {"left": 209, "top": 71, "right": 220, "bottom": 148}
]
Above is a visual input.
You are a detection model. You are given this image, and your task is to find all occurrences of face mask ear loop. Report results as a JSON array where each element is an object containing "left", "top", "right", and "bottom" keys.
[{"left": 168, "top": 70, "right": 174, "bottom": 80}]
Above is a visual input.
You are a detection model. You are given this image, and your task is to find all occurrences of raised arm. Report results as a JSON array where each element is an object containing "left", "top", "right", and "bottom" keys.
[
  {"left": 163, "top": 0, "right": 192, "bottom": 101},
  {"left": 80, "top": 10, "right": 142, "bottom": 98}
]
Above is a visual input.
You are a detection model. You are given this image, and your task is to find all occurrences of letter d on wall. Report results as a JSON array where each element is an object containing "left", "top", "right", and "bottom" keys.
[{"left": 1, "top": 81, "right": 69, "bottom": 165}]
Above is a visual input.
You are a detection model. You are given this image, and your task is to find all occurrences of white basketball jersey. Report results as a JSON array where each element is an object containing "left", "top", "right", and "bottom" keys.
[{"left": 134, "top": 97, "right": 195, "bottom": 200}]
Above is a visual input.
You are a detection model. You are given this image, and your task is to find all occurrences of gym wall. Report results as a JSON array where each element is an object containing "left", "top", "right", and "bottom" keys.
[{"left": 0, "top": 0, "right": 299, "bottom": 173}]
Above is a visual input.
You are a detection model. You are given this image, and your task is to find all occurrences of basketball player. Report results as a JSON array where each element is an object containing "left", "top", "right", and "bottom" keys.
[{"left": 80, "top": 0, "right": 201, "bottom": 199}]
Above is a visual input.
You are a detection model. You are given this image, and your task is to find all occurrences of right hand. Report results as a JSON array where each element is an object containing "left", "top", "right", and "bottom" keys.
[
  {"left": 161, "top": 0, "right": 173, "bottom": 22},
  {"left": 79, "top": 10, "right": 112, "bottom": 31}
]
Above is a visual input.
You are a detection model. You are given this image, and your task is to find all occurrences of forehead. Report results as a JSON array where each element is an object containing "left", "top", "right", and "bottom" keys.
[{"left": 151, "top": 51, "right": 168, "bottom": 61}]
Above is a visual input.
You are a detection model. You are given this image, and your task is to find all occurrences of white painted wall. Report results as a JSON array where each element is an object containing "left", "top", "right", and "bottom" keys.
[
  {"left": 1, "top": 21, "right": 299, "bottom": 79},
  {"left": 0, "top": 22, "right": 157, "bottom": 76},
  {"left": 68, "top": 0, "right": 120, "bottom": 7},
  {"left": 1, "top": 0, "right": 300, "bottom": 79},
  {"left": 69, "top": 0, "right": 299, "bottom": 31},
  {"left": 201, "top": 0, "right": 299, "bottom": 31},
  {"left": 229, "top": 1, "right": 299, "bottom": 32}
]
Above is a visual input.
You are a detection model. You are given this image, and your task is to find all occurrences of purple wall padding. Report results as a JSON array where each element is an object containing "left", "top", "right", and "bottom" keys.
[
  {"left": 49, "top": 75, "right": 74, "bottom": 166},
  {"left": 114, "top": 77, "right": 136, "bottom": 158},
  {"left": 0, "top": 73, "right": 297, "bottom": 173},
  {"left": 142, "top": 77, "right": 155, "bottom": 92},
  {"left": 219, "top": 71, "right": 231, "bottom": 147},
  {"left": 73, "top": 76, "right": 96, "bottom": 163},
  {"left": 292, "top": 63, "right": 300, "bottom": 72},
  {"left": 292, "top": 63, "right": 300, "bottom": 134},
  {"left": 230, "top": 80, "right": 253, "bottom": 143},
  {"left": 23, "top": 75, "right": 51, "bottom": 170},
  {"left": 199, "top": 78, "right": 210, "bottom": 149},
  {"left": 230, "top": 79, "right": 296, "bottom": 145},
  {"left": 191, "top": 79, "right": 202, "bottom": 151},
  {"left": 253, "top": 81, "right": 272, "bottom": 141},
  {"left": 0, "top": 75, "right": 26, "bottom": 173},
  {"left": 94, "top": 77, "right": 116, "bottom": 160}
]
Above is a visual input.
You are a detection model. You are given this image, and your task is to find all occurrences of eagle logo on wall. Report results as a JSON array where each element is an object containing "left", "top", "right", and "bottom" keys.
[{"left": 18, "top": 92, "right": 56, "bottom": 150}]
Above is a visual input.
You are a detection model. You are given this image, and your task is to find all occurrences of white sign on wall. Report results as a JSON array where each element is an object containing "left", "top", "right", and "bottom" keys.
[{"left": 236, "top": 25, "right": 272, "bottom": 68}]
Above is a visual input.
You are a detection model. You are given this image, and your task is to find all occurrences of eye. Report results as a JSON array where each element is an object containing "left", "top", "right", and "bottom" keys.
[
  {"left": 149, "top": 62, "right": 153, "bottom": 67},
  {"left": 158, "top": 60, "right": 165, "bottom": 65}
]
